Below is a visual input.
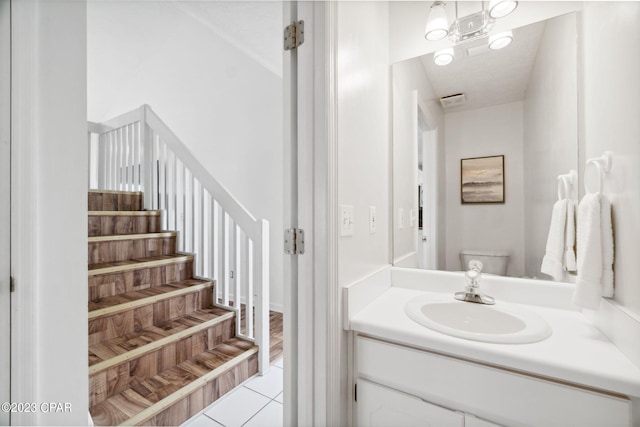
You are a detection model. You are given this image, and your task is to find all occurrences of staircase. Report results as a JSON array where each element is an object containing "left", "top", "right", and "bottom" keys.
[{"left": 88, "top": 189, "right": 258, "bottom": 426}]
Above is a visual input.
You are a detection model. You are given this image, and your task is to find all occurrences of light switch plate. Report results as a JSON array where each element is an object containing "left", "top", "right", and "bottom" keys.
[
  {"left": 398, "top": 208, "right": 405, "bottom": 229},
  {"left": 340, "top": 205, "right": 354, "bottom": 236}
]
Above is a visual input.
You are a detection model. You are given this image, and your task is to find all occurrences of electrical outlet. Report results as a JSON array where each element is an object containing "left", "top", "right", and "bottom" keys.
[
  {"left": 340, "top": 205, "right": 354, "bottom": 236},
  {"left": 369, "top": 206, "right": 376, "bottom": 234}
]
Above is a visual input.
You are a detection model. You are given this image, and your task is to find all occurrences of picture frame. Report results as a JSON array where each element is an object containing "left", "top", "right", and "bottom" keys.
[{"left": 461, "top": 155, "right": 505, "bottom": 204}]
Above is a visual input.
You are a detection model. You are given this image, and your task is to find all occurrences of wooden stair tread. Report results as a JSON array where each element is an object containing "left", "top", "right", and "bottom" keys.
[
  {"left": 89, "top": 278, "right": 212, "bottom": 317},
  {"left": 88, "top": 254, "right": 193, "bottom": 276},
  {"left": 89, "top": 306, "right": 232, "bottom": 368},
  {"left": 88, "top": 231, "right": 177, "bottom": 243},
  {"left": 89, "top": 338, "right": 258, "bottom": 426}
]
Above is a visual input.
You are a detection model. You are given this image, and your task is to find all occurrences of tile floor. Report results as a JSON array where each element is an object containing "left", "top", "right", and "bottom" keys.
[{"left": 181, "top": 357, "right": 284, "bottom": 427}]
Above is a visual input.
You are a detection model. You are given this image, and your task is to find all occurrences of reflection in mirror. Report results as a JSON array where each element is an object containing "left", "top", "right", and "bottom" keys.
[{"left": 392, "top": 12, "right": 579, "bottom": 282}]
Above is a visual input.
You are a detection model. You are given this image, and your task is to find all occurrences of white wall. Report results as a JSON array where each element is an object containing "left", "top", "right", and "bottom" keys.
[
  {"left": 336, "top": 3, "right": 391, "bottom": 425},
  {"left": 87, "top": 1, "right": 284, "bottom": 310},
  {"left": 445, "top": 102, "right": 525, "bottom": 276},
  {"left": 11, "top": 0, "right": 88, "bottom": 424},
  {"left": 522, "top": 13, "right": 579, "bottom": 280},
  {"left": 391, "top": 57, "right": 446, "bottom": 269},
  {"left": 337, "top": 1, "right": 390, "bottom": 286},
  {"left": 580, "top": 2, "right": 640, "bottom": 316}
]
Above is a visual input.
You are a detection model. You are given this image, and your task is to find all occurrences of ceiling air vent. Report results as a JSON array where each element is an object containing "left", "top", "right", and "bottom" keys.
[{"left": 439, "top": 93, "right": 466, "bottom": 109}]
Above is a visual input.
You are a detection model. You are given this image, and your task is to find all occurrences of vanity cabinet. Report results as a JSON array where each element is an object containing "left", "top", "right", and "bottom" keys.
[
  {"left": 355, "top": 335, "right": 632, "bottom": 427},
  {"left": 357, "top": 379, "right": 464, "bottom": 427}
]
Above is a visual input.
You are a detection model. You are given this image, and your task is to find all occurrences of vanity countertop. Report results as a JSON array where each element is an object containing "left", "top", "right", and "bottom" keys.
[{"left": 350, "top": 285, "right": 640, "bottom": 398}]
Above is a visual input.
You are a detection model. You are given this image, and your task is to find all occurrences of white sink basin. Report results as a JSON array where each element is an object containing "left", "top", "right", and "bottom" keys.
[{"left": 404, "top": 295, "right": 552, "bottom": 344}]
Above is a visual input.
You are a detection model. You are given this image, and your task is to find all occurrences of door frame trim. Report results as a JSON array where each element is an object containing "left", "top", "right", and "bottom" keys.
[
  {"left": 0, "top": 1, "right": 11, "bottom": 423},
  {"left": 284, "top": 1, "right": 341, "bottom": 425}
]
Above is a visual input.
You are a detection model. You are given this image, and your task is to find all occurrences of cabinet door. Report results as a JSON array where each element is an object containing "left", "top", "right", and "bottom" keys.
[{"left": 357, "top": 379, "right": 464, "bottom": 427}]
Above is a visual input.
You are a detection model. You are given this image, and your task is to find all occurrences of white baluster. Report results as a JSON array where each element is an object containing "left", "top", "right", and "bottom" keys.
[
  {"left": 126, "top": 124, "right": 132, "bottom": 191},
  {"left": 235, "top": 224, "right": 242, "bottom": 335},
  {"left": 98, "top": 132, "right": 106, "bottom": 189},
  {"left": 254, "top": 219, "right": 270, "bottom": 374},
  {"left": 222, "top": 211, "right": 230, "bottom": 306}
]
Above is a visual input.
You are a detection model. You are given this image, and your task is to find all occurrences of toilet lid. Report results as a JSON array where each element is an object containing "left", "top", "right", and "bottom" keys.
[{"left": 460, "top": 249, "right": 510, "bottom": 257}]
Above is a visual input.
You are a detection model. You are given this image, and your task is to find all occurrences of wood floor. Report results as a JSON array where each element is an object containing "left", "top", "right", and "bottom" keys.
[
  {"left": 88, "top": 190, "right": 265, "bottom": 426},
  {"left": 268, "top": 310, "right": 284, "bottom": 364},
  {"left": 235, "top": 303, "right": 283, "bottom": 364}
]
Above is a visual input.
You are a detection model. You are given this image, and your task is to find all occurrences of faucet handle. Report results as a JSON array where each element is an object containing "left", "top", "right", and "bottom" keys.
[
  {"left": 465, "top": 259, "right": 483, "bottom": 288},
  {"left": 457, "top": 259, "right": 494, "bottom": 305},
  {"left": 468, "top": 259, "right": 483, "bottom": 272}
]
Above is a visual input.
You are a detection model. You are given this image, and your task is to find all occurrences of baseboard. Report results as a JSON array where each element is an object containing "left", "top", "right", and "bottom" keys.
[{"left": 269, "top": 302, "right": 284, "bottom": 313}]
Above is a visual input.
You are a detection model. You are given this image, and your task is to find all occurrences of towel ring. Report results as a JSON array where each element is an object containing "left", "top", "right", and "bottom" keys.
[
  {"left": 584, "top": 151, "right": 612, "bottom": 194},
  {"left": 557, "top": 170, "right": 577, "bottom": 201},
  {"left": 557, "top": 175, "right": 569, "bottom": 200}
]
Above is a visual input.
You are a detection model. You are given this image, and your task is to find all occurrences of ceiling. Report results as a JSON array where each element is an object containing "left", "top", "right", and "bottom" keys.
[{"left": 419, "top": 19, "right": 547, "bottom": 113}]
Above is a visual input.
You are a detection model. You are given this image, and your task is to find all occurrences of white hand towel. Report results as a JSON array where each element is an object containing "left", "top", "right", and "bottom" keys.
[
  {"left": 541, "top": 199, "right": 568, "bottom": 281},
  {"left": 600, "top": 196, "right": 614, "bottom": 297},
  {"left": 564, "top": 200, "right": 577, "bottom": 272},
  {"left": 573, "top": 193, "right": 615, "bottom": 309}
]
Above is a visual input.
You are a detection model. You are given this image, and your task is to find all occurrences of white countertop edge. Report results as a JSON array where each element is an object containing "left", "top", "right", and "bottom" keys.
[{"left": 350, "top": 286, "right": 640, "bottom": 398}]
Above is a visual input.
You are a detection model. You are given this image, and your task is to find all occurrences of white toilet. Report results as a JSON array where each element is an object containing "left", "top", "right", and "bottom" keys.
[{"left": 459, "top": 249, "right": 510, "bottom": 276}]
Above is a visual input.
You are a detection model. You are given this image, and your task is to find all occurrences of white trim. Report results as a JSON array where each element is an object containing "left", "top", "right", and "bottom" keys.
[
  {"left": 324, "top": 1, "right": 340, "bottom": 425},
  {"left": 10, "top": 0, "right": 38, "bottom": 423},
  {"left": 416, "top": 93, "right": 439, "bottom": 270},
  {"left": 284, "top": 3, "right": 339, "bottom": 425},
  {"left": 415, "top": 94, "right": 439, "bottom": 271},
  {"left": 426, "top": 128, "right": 439, "bottom": 269},
  {"left": 297, "top": 1, "right": 320, "bottom": 424},
  {"left": 11, "top": 1, "right": 89, "bottom": 425},
  {"left": 282, "top": 1, "right": 299, "bottom": 425},
  {"left": 0, "top": 1, "right": 10, "bottom": 424}
]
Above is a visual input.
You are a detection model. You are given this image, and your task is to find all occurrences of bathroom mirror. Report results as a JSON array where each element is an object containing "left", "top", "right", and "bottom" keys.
[{"left": 392, "top": 11, "right": 580, "bottom": 281}]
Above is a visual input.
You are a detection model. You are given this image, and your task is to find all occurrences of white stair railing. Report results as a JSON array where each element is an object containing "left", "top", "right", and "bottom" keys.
[{"left": 88, "top": 104, "right": 270, "bottom": 374}]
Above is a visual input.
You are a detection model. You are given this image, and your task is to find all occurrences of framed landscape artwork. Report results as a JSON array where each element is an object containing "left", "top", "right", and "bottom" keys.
[{"left": 461, "top": 155, "right": 505, "bottom": 204}]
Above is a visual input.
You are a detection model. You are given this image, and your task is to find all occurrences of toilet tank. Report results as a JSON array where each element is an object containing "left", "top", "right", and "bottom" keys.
[{"left": 460, "top": 250, "right": 510, "bottom": 276}]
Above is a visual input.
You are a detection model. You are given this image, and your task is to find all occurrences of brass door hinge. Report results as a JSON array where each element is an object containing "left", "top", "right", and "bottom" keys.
[
  {"left": 284, "top": 20, "right": 304, "bottom": 51},
  {"left": 284, "top": 228, "right": 305, "bottom": 255}
]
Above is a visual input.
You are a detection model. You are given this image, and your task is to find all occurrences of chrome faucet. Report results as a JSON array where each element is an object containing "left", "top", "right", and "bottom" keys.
[{"left": 455, "top": 260, "right": 495, "bottom": 305}]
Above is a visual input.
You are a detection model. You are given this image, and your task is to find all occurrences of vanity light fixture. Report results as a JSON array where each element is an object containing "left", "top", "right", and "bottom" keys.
[
  {"left": 488, "top": 30, "right": 513, "bottom": 50},
  {"left": 425, "top": 0, "right": 518, "bottom": 64},
  {"left": 488, "top": 0, "right": 518, "bottom": 19},
  {"left": 424, "top": 1, "right": 449, "bottom": 41},
  {"left": 434, "top": 48, "right": 455, "bottom": 66}
]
